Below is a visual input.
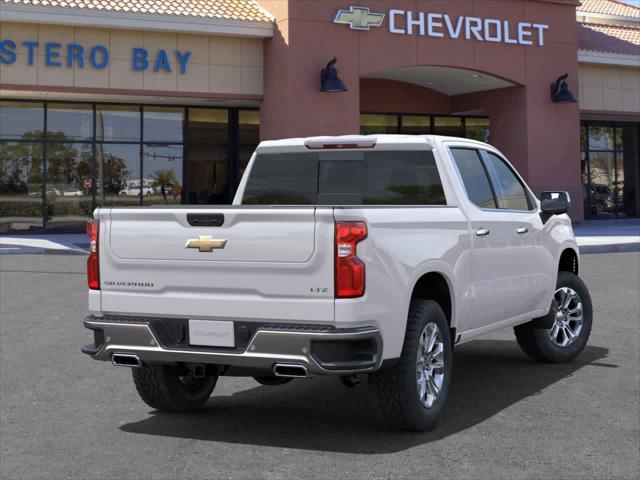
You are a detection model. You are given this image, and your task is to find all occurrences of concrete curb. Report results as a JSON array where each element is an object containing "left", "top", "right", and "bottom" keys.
[{"left": 579, "top": 243, "right": 640, "bottom": 254}]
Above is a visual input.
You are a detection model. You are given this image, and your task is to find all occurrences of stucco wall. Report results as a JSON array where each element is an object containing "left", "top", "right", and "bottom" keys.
[
  {"left": 579, "top": 63, "right": 640, "bottom": 114},
  {"left": 360, "top": 78, "right": 451, "bottom": 115},
  {"left": 0, "top": 22, "right": 263, "bottom": 96}
]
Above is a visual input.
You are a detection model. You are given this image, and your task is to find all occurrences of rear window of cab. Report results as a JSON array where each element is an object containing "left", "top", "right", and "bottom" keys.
[{"left": 242, "top": 151, "right": 447, "bottom": 206}]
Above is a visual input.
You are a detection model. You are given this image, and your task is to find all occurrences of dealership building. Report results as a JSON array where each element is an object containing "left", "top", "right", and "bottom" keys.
[{"left": 0, "top": 0, "right": 638, "bottom": 230}]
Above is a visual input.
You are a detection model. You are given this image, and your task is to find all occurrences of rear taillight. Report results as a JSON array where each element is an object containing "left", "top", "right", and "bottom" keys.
[
  {"left": 87, "top": 220, "right": 100, "bottom": 290},
  {"left": 335, "top": 222, "right": 367, "bottom": 298}
]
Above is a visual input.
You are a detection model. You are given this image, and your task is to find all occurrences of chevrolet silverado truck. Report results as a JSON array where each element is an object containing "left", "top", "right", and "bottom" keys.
[{"left": 82, "top": 135, "right": 592, "bottom": 431}]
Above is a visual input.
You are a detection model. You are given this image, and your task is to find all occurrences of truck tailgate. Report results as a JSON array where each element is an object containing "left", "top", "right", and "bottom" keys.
[{"left": 98, "top": 207, "right": 335, "bottom": 324}]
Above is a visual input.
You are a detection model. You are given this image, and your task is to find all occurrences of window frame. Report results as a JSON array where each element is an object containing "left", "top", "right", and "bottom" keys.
[
  {"left": 478, "top": 149, "right": 535, "bottom": 212},
  {"left": 448, "top": 146, "right": 498, "bottom": 210},
  {"left": 448, "top": 145, "right": 536, "bottom": 213}
]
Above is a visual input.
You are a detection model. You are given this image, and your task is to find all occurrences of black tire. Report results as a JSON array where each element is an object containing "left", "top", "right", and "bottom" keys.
[
  {"left": 132, "top": 364, "right": 217, "bottom": 412},
  {"left": 514, "top": 271, "right": 593, "bottom": 363},
  {"left": 368, "top": 299, "right": 453, "bottom": 432},
  {"left": 253, "top": 376, "right": 293, "bottom": 386}
]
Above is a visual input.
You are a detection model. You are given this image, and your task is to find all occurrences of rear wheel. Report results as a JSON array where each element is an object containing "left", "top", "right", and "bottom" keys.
[
  {"left": 132, "top": 364, "right": 217, "bottom": 412},
  {"left": 515, "top": 271, "right": 592, "bottom": 363},
  {"left": 368, "top": 299, "right": 453, "bottom": 432}
]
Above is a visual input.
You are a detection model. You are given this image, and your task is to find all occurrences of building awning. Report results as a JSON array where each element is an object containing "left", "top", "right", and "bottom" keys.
[{"left": 0, "top": 0, "right": 275, "bottom": 37}]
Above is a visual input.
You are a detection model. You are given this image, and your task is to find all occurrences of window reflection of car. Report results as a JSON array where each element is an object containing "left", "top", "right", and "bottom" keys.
[
  {"left": 119, "top": 186, "right": 154, "bottom": 196},
  {"left": 62, "top": 188, "right": 84, "bottom": 197},
  {"left": 29, "top": 188, "right": 61, "bottom": 196}
]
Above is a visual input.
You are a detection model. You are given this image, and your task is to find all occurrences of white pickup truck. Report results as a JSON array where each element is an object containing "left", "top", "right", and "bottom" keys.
[{"left": 82, "top": 135, "right": 592, "bottom": 431}]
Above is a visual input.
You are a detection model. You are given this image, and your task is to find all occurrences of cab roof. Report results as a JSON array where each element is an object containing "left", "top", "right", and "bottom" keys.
[{"left": 255, "top": 134, "right": 491, "bottom": 153}]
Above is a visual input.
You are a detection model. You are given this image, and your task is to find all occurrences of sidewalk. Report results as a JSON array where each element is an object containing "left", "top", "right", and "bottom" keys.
[
  {"left": 1, "top": 219, "right": 638, "bottom": 255},
  {"left": 574, "top": 219, "right": 640, "bottom": 253}
]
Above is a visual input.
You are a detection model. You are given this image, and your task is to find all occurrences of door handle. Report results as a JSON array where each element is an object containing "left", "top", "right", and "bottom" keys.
[
  {"left": 516, "top": 227, "right": 529, "bottom": 234},
  {"left": 475, "top": 228, "right": 491, "bottom": 237}
]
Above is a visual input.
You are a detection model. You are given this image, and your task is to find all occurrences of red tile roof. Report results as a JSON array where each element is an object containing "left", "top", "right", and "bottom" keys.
[
  {"left": 1, "top": 0, "right": 274, "bottom": 22},
  {"left": 578, "top": 22, "right": 640, "bottom": 55},
  {"left": 577, "top": 0, "right": 640, "bottom": 18}
]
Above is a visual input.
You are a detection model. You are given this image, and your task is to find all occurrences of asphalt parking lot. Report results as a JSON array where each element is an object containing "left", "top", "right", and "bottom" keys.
[{"left": 1, "top": 252, "right": 638, "bottom": 480}]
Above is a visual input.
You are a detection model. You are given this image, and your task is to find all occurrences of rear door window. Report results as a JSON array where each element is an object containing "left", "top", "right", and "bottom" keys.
[
  {"left": 480, "top": 151, "right": 532, "bottom": 211},
  {"left": 242, "top": 151, "right": 447, "bottom": 205},
  {"left": 450, "top": 148, "right": 497, "bottom": 209}
]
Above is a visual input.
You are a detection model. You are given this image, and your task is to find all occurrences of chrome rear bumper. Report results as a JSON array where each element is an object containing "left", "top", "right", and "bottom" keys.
[{"left": 82, "top": 316, "right": 382, "bottom": 376}]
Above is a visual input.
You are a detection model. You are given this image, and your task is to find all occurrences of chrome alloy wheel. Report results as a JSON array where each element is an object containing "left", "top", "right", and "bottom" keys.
[
  {"left": 416, "top": 322, "right": 445, "bottom": 408},
  {"left": 548, "top": 287, "right": 584, "bottom": 348}
]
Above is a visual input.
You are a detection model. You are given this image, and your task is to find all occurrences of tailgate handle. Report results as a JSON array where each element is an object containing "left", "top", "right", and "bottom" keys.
[{"left": 187, "top": 213, "right": 224, "bottom": 227}]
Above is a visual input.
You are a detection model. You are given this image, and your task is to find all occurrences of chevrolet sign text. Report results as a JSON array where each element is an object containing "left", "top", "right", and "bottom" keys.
[{"left": 334, "top": 6, "right": 550, "bottom": 46}]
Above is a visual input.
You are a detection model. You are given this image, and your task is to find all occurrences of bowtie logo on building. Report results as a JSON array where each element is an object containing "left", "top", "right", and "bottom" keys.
[{"left": 334, "top": 6, "right": 385, "bottom": 31}]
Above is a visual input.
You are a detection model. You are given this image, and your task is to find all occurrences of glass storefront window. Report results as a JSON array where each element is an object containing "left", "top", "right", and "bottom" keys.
[
  {"left": 97, "top": 143, "right": 141, "bottom": 206},
  {"left": 239, "top": 110, "right": 260, "bottom": 181},
  {"left": 434, "top": 116, "right": 463, "bottom": 137},
  {"left": 143, "top": 107, "right": 183, "bottom": 143},
  {"left": 186, "top": 108, "right": 229, "bottom": 204},
  {"left": 0, "top": 141, "right": 44, "bottom": 229},
  {"left": 401, "top": 115, "right": 430, "bottom": 135},
  {"left": 96, "top": 105, "right": 141, "bottom": 142},
  {"left": 143, "top": 144, "right": 183, "bottom": 205},
  {"left": 0, "top": 101, "right": 44, "bottom": 140},
  {"left": 465, "top": 118, "right": 491, "bottom": 143},
  {"left": 588, "top": 126, "right": 614, "bottom": 151},
  {"left": 47, "top": 103, "right": 93, "bottom": 141},
  {"left": 361, "top": 113, "right": 490, "bottom": 143},
  {"left": 0, "top": 100, "right": 261, "bottom": 229},
  {"left": 46, "top": 143, "right": 93, "bottom": 225},
  {"left": 360, "top": 114, "right": 399, "bottom": 135}
]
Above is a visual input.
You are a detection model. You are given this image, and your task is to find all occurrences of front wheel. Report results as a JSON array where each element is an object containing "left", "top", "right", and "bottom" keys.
[
  {"left": 368, "top": 299, "right": 453, "bottom": 432},
  {"left": 515, "top": 271, "right": 593, "bottom": 363},
  {"left": 132, "top": 364, "right": 218, "bottom": 412}
]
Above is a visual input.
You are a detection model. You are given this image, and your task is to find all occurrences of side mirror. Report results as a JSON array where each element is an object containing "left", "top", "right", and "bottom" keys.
[{"left": 540, "top": 191, "right": 571, "bottom": 216}]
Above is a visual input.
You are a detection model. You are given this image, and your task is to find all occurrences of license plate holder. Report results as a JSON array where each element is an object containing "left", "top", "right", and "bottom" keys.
[{"left": 188, "top": 320, "right": 235, "bottom": 348}]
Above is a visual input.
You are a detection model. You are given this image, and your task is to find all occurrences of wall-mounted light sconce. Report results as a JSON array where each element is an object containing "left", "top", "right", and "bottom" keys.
[
  {"left": 321, "top": 57, "right": 347, "bottom": 92},
  {"left": 550, "top": 73, "right": 577, "bottom": 104}
]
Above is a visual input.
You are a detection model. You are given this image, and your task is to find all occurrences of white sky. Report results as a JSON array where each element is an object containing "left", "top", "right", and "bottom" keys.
[{"left": 617, "top": 0, "right": 640, "bottom": 7}]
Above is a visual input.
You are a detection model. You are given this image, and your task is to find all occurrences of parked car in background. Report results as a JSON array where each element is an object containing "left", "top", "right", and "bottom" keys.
[
  {"left": 119, "top": 181, "right": 154, "bottom": 196},
  {"left": 82, "top": 135, "right": 593, "bottom": 432},
  {"left": 62, "top": 188, "right": 85, "bottom": 197},
  {"left": 30, "top": 188, "right": 61, "bottom": 197}
]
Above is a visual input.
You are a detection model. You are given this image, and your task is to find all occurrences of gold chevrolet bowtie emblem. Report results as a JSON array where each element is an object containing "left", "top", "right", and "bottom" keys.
[{"left": 186, "top": 236, "right": 227, "bottom": 252}]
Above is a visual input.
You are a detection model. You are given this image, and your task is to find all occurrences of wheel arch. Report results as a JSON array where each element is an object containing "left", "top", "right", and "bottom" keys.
[
  {"left": 558, "top": 247, "right": 579, "bottom": 275},
  {"left": 410, "top": 271, "right": 454, "bottom": 329}
]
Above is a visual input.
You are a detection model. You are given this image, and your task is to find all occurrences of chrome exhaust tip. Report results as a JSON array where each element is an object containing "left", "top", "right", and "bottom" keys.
[
  {"left": 273, "top": 363, "right": 308, "bottom": 378},
  {"left": 112, "top": 353, "right": 141, "bottom": 368}
]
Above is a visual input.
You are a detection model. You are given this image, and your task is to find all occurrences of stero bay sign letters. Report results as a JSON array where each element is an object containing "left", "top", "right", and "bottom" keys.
[
  {"left": 334, "top": 6, "right": 550, "bottom": 46},
  {"left": 0, "top": 40, "right": 192, "bottom": 74}
]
